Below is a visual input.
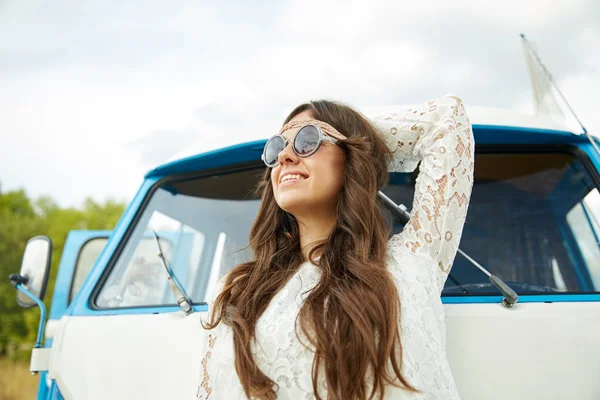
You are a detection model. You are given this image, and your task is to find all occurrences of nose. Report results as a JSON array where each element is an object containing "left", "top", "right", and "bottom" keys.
[{"left": 277, "top": 140, "right": 298, "bottom": 166}]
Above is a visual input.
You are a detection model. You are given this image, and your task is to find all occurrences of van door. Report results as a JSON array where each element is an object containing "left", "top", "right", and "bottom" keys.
[
  {"left": 36, "top": 230, "right": 110, "bottom": 400},
  {"left": 45, "top": 167, "right": 260, "bottom": 400},
  {"left": 46, "top": 227, "right": 221, "bottom": 399}
]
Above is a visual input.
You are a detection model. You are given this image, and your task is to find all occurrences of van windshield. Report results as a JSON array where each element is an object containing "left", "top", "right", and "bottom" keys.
[{"left": 94, "top": 148, "right": 600, "bottom": 309}]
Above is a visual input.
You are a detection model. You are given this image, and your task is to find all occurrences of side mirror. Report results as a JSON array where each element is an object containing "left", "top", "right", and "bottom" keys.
[{"left": 15, "top": 236, "right": 52, "bottom": 308}]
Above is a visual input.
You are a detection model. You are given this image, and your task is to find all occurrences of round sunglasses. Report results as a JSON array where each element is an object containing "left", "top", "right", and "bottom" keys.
[{"left": 261, "top": 122, "right": 345, "bottom": 167}]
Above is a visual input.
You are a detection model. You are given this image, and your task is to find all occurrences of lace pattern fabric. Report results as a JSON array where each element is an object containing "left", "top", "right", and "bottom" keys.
[
  {"left": 372, "top": 95, "right": 475, "bottom": 292},
  {"left": 197, "top": 95, "right": 474, "bottom": 399}
]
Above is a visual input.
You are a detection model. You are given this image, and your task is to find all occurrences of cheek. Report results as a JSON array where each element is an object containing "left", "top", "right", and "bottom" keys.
[{"left": 310, "top": 153, "right": 345, "bottom": 199}]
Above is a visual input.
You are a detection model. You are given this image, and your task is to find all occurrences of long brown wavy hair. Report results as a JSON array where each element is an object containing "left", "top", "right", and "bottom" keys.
[{"left": 204, "top": 100, "right": 416, "bottom": 399}]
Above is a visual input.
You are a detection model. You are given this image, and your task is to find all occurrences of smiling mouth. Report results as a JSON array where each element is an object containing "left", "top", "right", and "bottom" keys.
[{"left": 280, "top": 173, "right": 308, "bottom": 184}]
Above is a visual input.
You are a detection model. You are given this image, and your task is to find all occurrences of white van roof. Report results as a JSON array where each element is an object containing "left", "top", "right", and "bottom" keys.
[
  {"left": 167, "top": 105, "right": 575, "bottom": 164},
  {"left": 362, "top": 104, "right": 575, "bottom": 133}
]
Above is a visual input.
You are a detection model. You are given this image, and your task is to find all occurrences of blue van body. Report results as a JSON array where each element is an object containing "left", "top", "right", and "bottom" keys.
[{"left": 34, "top": 122, "right": 600, "bottom": 399}]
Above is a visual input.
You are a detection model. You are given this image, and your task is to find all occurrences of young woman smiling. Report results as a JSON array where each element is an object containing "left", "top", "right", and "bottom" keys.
[{"left": 198, "top": 95, "right": 474, "bottom": 400}]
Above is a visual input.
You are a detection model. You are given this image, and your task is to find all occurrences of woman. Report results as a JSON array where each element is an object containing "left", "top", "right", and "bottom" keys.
[{"left": 198, "top": 95, "right": 474, "bottom": 399}]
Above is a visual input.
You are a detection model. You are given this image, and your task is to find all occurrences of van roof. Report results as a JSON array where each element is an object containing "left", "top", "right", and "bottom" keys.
[
  {"left": 365, "top": 105, "right": 576, "bottom": 133},
  {"left": 146, "top": 106, "right": 581, "bottom": 179}
]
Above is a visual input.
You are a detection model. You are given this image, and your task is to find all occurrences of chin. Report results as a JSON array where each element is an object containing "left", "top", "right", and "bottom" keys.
[
  {"left": 276, "top": 197, "right": 304, "bottom": 215},
  {"left": 276, "top": 191, "right": 312, "bottom": 214}
]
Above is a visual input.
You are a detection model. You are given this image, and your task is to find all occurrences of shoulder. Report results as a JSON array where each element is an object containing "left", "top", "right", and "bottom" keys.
[{"left": 386, "top": 242, "right": 438, "bottom": 285}]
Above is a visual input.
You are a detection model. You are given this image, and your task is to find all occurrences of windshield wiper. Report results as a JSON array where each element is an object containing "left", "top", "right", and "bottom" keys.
[
  {"left": 377, "top": 191, "right": 519, "bottom": 308},
  {"left": 151, "top": 230, "right": 194, "bottom": 315}
]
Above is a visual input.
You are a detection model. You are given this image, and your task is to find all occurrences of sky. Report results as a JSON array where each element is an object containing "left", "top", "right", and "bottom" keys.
[{"left": 1, "top": 0, "right": 599, "bottom": 207}]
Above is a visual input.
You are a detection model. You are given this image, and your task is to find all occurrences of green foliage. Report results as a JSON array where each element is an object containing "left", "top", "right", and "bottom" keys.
[{"left": 0, "top": 185, "right": 126, "bottom": 358}]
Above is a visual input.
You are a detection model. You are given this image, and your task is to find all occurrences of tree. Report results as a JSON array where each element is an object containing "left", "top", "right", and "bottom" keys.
[
  {"left": 0, "top": 186, "right": 126, "bottom": 357},
  {"left": 0, "top": 189, "right": 47, "bottom": 354}
]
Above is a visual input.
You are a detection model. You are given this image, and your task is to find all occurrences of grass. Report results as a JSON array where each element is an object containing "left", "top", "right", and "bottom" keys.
[{"left": 0, "top": 356, "right": 40, "bottom": 400}]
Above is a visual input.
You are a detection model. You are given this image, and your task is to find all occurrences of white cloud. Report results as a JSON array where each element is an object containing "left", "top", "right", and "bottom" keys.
[
  {"left": 558, "top": 72, "right": 600, "bottom": 136},
  {"left": 0, "top": 0, "right": 598, "bottom": 207}
]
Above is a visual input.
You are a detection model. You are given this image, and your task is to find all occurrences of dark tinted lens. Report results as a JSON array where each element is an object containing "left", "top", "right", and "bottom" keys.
[
  {"left": 294, "top": 125, "right": 320, "bottom": 156},
  {"left": 264, "top": 136, "right": 286, "bottom": 166}
]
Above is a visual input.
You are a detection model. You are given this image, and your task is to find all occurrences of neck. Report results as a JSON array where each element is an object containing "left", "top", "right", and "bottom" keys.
[{"left": 296, "top": 212, "right": 336, "bottom": 261}]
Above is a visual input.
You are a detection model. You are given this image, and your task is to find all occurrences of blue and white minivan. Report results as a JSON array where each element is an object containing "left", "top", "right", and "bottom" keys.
[{"left": 11, "top": 99, "right": 600, "bottom": 399}]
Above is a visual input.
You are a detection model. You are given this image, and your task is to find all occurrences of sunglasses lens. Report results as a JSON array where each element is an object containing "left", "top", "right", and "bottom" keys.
[
  {"left": 294, "top": 125, "right": 320, "bottom": 156},
  {"left": 264, "top": 136, "right": 286, "bottom": 166}
]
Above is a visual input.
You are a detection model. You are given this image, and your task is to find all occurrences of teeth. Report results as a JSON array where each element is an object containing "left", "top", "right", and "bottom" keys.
[{"left": 281, "top": 174, "right": 305, "bottom": 183}]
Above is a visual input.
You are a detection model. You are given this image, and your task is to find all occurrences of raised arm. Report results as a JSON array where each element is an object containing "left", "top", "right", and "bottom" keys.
[{"left": 372, "top": 95, "right": 474, "bottom": 286}]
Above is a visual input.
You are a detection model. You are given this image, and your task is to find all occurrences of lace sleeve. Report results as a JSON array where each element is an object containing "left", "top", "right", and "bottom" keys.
[{"left": 373, "top": 95, "right": 475, "bottom": 288}]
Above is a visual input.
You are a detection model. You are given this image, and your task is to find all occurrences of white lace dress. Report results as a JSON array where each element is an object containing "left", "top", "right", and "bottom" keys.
[{"left": 197, "top": 95, "right": 475, "bottom": 399}]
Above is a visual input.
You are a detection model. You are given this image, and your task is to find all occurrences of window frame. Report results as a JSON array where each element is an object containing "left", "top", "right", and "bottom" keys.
[
  {"left": 69, "top": 236, "right": 109, "bottom": 304},
  {"left": 441, "top": 143, "right": 600, "bottom": 298},
  {"left": 564, "top": 200, "right": 600, "bottom": 290},
  {"left": 89, "top": 161, "right": 261, "bottom": 310}
]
